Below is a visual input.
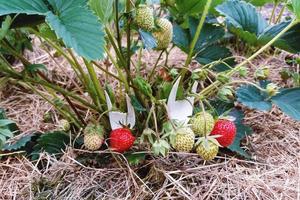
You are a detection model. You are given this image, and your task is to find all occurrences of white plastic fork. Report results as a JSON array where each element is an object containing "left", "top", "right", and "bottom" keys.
[
  {"left": 105, "top": 91, "right": 136, "bottom": 130},
  {"left": 167, "top": 76, "right": 198, "bottom": 123}
]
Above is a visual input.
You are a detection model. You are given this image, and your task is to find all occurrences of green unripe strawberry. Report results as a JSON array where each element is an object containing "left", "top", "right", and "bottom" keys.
[
  {"left": 191, "top": 112, "right": 214, "bottom": 136},
  {"left": 58, "top": 119, "right": 70, "bottom": 131},
  {"left": 153, "top": 18, "right": 173, "bottom": 50},
  {"left": 83, "top": 123, "right": 104, "bottom": 151},
  {"left": 136, "top": 4, "right": 155, "bottom": 31},
  {"left": 173, "top": 127, "right": 195, "bottom": 152},
  {"left": 196, "top": 139, "right": 219, "bottom": 161}
]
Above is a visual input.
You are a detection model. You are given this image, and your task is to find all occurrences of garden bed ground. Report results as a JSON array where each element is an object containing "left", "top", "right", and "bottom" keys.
[
  {"left": 0, "top": 44, "right": 299, "bottom": 199},
  {"left": 0, "top": 5, "right": 299, "bottom": 200}
]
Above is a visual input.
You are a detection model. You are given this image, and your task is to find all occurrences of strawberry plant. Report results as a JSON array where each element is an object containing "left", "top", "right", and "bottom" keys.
[{"left": 0, "top": 0, "right": 299, "bottom": 162}]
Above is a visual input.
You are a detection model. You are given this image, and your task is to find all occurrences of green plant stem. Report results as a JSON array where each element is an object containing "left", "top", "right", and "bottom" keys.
[
  {"left": 26, "top": 83, "right": 82, "bottom": 128},
  {"left": 226, "top": 80, "right": 265, "bottom": 91},
  {"left": 64, "top": 96, "right": 87, "bottom": 126},
  {"left": 198, "top": 19, "right": 299, "bottom": 98},
  {"left": 136, "top": 47, "right": 143, "bottom": 76},
  {"left": 125, "top": 0, "right": 132, "bottom": 84},
  {"left": 29, "top": 29, "right": 84, "bottom": 83},
  {"left": 91, "top": 61, "right": 124, "bottom": 83},
  {"left": 269, "top": 2, "right": 278, "bottom": 24},
  {"left": 33, "top": 31, "right": 101, "bottom": 110},
  {"left": 1, "top": 39, "right": 90, "bottom": 123},
  {"left": 102, "top": 47, "right": 130, "bottom": 91},
  {"left": 84, "top": 59, "right": 105, "bottom": 106},
  {"left": 148, "top": 50, "right": 164, "bottom": 82},
  {"left": 26, "top": 78, "right": 100, "bottom": 111},
  {"left": 0, "top": 40, "right": 99, "bottom": 113},
  {"left": 39, "top": 39, "right": 83, "bottom": 94},
  {"left": 66, "top": 49, "right": 100, "bottom": 105},
  {"left": 275, "top": 2, "right": 287, "bottom": 23},
  {"left": 105, "top": 27, "right": 127, "bottom": 68},
  {"left": 115, "top": 0, "right": 122, "bottom": 50},
  {"left": 105, "top": 27, "right": 133, "bottom": 86},
  {"left": 41, "top": 36, "right": 100, "bottom": 109},
  {"left": 181, "top": 0, "right": 213, "bottom": 77},
  {"left": 1, "top": 39, "right": 30, "bottom": 66}
]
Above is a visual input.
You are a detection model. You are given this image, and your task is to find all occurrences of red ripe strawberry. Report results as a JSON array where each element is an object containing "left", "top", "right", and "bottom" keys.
[
  {"left": 110, "top": 128, "right": 135, "bottom": 153},
  {"left": 210, "top": 120, "right": 236, "bottom": 147}
]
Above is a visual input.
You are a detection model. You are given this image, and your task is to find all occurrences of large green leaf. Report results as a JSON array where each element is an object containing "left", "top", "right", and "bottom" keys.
[
  {"left": 31, "top": 131, "right": 70, "bottom": 159},
  {"left": 216, "top": 0, "right": 267, "bottom": 34},
  {"left": 0, "top": 119, "right": 15, "bottom": 127},
  {"left": 189, "top": 18, "right": 225, "bottom": 53},
  {"left": 45, "top": 0, "right": 105, "bottom": 60},
  {"left": 173, "top": 23, "right": 190, "bottom": 53},
  {"left": 47, "top": 0, "right": 88, "bottom": 10},
  {"left": 192, "top": 0, "right": 225, "bottom": 14},
  {"left": 228, "top": 109, "right": 253, "bottom": 158},
  {"left": 139, "top": 30, "right": 157, "bottom": 49},
  {"left": 258, "top": 21, "right": 300, "bottom": 53},
  {"left": 0, "top": 108, "right": 19, "bottom": 134},
  {"left": 2, "top": 134, "right": 35, "bottom": 151},
  {"left": 173, "top": 19, "right": 234, "bottom": 70},
  {"left": 245, "top": 0, "right": 272, "bottom": 6},
  {"left": 217, "top": 0, "right": 300, "bottom": 53},
  {"left": 175, "top": 0, "right": 205, "bottom": 15},
  {"left": 0, "top": 16, "right": 11, "bottom": 41},
  {"left": 271, "top": 88, "right": 300, "bottom": 120},
  {"left": 195, "top": 46, "right": 236, "bottom": 72},
  {"left": 89, "top": 0, "right": 113, "bottom": 24},
  {"left": 236, "top": 85, "right": 272, "bottom": 111},
  {"left": 216, "top": 0, "right": 268, "bottom": 44},
  {"left": 0, "top": 0, "right": 105, "bottom": 60},
  {"left": 292, "top": 0, "right": 300, "bottom": 20},
  {"left": 0, "top": 0, "right": 48, "bottom": 16}
]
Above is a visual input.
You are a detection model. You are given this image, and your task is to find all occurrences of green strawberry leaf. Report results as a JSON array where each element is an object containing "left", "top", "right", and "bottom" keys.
[
  {"left": 139, "top": 30, "right": 157, "bottom": 49},
  {"left": 0, "top": 0, "right": 106, "bottom": 60},
  {"left": 245, "top": 0, "right": 273, "bottom": 6},
  {"left": 2, "top": 134, "right": 35, "bottom": 151},
  {"left": 216, "top": 0, "right": 300, "bottom": 53},
  {"left": 0, "top": 108, "right": 19, "bottom": 134},
  {"left": 31, "top": 131, "right": 70, "bottom": 160},
  {"left": 0, "top": 119, "right": 15, "bottom": 127},
  {"left": 216, "top": 0, "right": 268, "bottom": 45},
  {"left": 271, "top": 87, "right": 300, "bottom": 121},
  {"left": 175, "top": 0, "right": 205, "bottom": 15},
  {"left": 209, "top": 99, "right": 235, "bottom": 116},
  {"left": 173, "top": 19, "right": 234, "bottom": 71},
  {"left": 0, "top": 15, "right": 11, "bottom": 41},
  {"left": 45, "top": 0, "right": 105, "bottom": 61},
  {"left": 236, "top": 85, "right": 272, "bottom": 111},
  {"left": 228, "top": 109, "right": 253, "bottom": 158},
  {"left": 89, "top": 0, "right": 114, "bottom": 24},
  {"left": 292, "top": 0, "right": 300, "bottom": 20},
  {"left": 195, "top": 46, "right": 236, "bottom": 72},
  {"left": 258, "top": 22, "right": 300, "bottom": 54},
  {"left": 189, "top": 18, "right": 225, "bottom": 53},
  {"left": 0, "top": 0, "right": 49, "bottom": 16},
  {"left": 125, "top": 152, "right": 146, "bottom": 165},
  {"left": 130, "top": 95, "right": 146, "bottom": 112},
  {"left": 173, "top": 23, "right": 190, "bottom": 53}
]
